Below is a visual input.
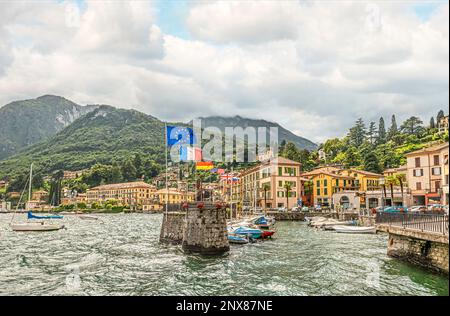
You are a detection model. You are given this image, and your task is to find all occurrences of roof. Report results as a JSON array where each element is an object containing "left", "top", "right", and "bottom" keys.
[
  {"left": 89, "top": 181, "right": 155, "bottom": 191},
  {"left": 383, "top": 166, "right": 407, "bottom": 174},
  {"left": 345, "top": 169, "right": 383, "bottom": 177},
  {"left": 302, "top": 169, "right": 354, "bottom": 180},
  {"left": 405, "top": 142, "right": 449, "bottom": 156},
  {"left": 156, "top": 188, "right": 183, "bottom": 195},
  {"left": 271, "top": 157, "right": 301, "bottom": 166}
]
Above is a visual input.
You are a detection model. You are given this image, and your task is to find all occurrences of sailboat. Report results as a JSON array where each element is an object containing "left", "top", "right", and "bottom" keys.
[{"left": 10, "top": 163, "right": 65, "bottom": 232}]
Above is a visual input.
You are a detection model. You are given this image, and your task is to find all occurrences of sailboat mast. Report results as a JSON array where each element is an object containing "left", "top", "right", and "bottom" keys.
[{"left": 28, "top": 163, "right": 33, "bottom": 203}]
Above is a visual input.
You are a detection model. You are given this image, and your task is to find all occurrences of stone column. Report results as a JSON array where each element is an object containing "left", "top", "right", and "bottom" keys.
[
  {"left": 159, "top": 211, "right": 186, "bottom": 244},
  {"left": 182, "top": 202, "right": 230, "bottom": 255}
]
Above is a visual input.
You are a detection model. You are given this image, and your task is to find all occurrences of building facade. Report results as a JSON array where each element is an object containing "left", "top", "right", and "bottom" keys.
[
  {"left": 239, "top": 157, "right": 306, "bottom": 209},
  {"left": 406, "top": 142, "right": 449, "bottom": 206},
  {"left": 438, "top": 115, "right": 449, "bottom": 134},
  {"left": 86, "top": 181, "right": 157, "bottom": 211}
]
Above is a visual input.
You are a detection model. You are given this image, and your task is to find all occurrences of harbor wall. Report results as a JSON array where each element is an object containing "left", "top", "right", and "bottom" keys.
[
  {"left": 384, "top": 226, "right": 449, "bottom": 275},
  {"left": 159, "top": 212, "right": 186, "bottom": 244},
  {"left": 358, "top": 215, "right": 376, "bottom": 227},
  {"left": 266, "top": 211, "right": 305, "bottom": 221},
  {"left": 182, "top": 202, "right": 230, "bottom": 255}
]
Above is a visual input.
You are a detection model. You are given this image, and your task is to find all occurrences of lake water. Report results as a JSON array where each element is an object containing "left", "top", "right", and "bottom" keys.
[{"left": 0, "top": 213, "right": 448, "bottom": 295}]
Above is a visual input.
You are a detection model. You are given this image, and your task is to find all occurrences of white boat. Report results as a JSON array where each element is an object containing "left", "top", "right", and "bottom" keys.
[
  {"left": 10, "top": 163, "right": 65, "bottom": 232},
  {"left": 11, "top": 222, "right": 65, "bottom": 232},
  {"left": 79, "top": 214, "right": 98, "bottom": 220},
  {"left": 333, "top": 225, "right": 376, "bottom": 234}
]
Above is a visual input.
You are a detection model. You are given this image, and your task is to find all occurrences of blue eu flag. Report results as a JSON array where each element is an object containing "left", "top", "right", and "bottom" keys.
[{"left": 166, "top": 126, "right": 195, "bottom": 146}]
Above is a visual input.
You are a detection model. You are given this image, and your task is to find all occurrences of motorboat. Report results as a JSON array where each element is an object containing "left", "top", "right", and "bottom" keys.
[
  {"left": 228, "top": 234, "right": 249, "bottom": 244},
  {"left": 333, "top": 225, "right": 376, "bottom": 234},
  {"left": 230, "top": 226, "right": 263, "bottom": 239},
  {"left": 79, "top": 214, "right": 98, "bottom": 220}
]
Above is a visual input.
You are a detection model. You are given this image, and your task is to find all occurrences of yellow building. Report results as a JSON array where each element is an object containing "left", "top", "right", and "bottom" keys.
[
  {"left": 155, "top": 188, "right": 195, "bottom": 204},
  {"left": 86, "top": 181, "right": 157, "bottom": 211},
  {"left": 239, "top": 157, "right": 308, "bottom": 209},
  {"left": 303, "top": 167, "right": 383, "bottom": 207}
]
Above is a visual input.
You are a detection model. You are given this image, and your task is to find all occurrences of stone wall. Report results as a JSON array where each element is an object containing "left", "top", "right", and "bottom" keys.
[
  {"left": 159, "top": 212, "right": 186, "bottom": 244},
  {"left": 358, "top": 215, "right": 376, "bottom": 227},
  {"left": 266, "top": 211, "right": 305, "bottom": 221},
  {"left": 182, "top": 202, "right": 230, "bottom": 255},
  {"left": 384, "top": 227, "right": 449, "bottom": 274}
]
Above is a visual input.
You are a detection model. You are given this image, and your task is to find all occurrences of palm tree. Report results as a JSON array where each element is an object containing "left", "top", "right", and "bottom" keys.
[
  {"left": 262, "top": 183, "right": 270, "bottom": 211},
  {"left": 385, "top": 175, "right": 398, "bottom": 206},
  {"left": 395, "top": 173, "right": 407, "bottom": 206},
  {"left": 284, "top": 182, "right": 292, "bottom": 210}
]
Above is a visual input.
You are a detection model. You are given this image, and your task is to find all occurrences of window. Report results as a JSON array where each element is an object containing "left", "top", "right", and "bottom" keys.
[
  {"left": 278, "top": 167, "right": 282, "bottom": 176},
  {"left": 435, "top": 181, "right": 441, "bottom": 190},
  {"left": 416, "top": 182, "right": 422, "bottom": 190},
  {"left": 335, "top": 179, "right": 339, "bottom": 186},
  {"left": 432, "top": 167, "right": 441, "bottom": 176},
  {"left": 278, "top": 181, "right": 282, "bottom": 187},
  {"left": 324, "top": 179, "right": 328, "bottom": 186},
  {"left": 413, "top": 169, "right": 424, "bottom": 177},
  {"left": 317, "top": 188, "right": 320, "bottom": 196},
  {"left": 324, "top": 188, "right": 328, "bottom": 195},
  {"left": 433, "top": 155, "right": 440, "bottom": 166},
  {"left": 316, "top": 180, "right": 320, "bottom": 187},
  {"left": 415, "top": 157, "right": 421, "bottom": 168},
  {"left": 343, "top": 180, "right": 347, "bottom": 186}
]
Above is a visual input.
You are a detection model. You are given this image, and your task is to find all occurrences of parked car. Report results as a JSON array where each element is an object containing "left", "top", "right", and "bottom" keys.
[
  {"left": 427, "top": 204, "right": 446, "bottom": 212},
  {"left": 410, "top": 205, "right": 427, "bottom": 213},
  {"left": 382, "top": 206, "right": 408, "bottom": 213}
]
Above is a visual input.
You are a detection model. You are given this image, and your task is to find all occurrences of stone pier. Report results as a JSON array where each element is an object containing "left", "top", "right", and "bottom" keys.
[
  {"left": 377, "top": 225, "right": 449, "bottom": 275},
  {"left": 182, "top": 202, "right": 230, "bottom": 255},
  {"left": 159, "top": 211, "right": 186, "bottom": 244}
]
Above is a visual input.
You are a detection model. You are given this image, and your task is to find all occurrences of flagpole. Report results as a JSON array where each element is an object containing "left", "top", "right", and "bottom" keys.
[{"left": 165, "top": 122, "right": 168, "bottom": 219}]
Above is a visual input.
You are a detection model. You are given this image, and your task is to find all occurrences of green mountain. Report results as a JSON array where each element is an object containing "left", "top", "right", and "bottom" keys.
[
  {"left": 196, "top": 115, "right": 318, "bottom": 151},
  {"left": 0, "top": 95, "right": 97, "bottom": 160},
  {"left": 0, "top": 105, "right": 165, "bottom": 179}
]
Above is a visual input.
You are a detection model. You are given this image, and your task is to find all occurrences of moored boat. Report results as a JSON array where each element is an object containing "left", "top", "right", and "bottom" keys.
[
  {"left": 231, "top": 226, "right": 263, "bottom": 239},
  {"left": 79, "top": 214, "right": 98, "bottom": 220},
  {"left": 11, "top": 222, "right": 65, "bottom": 232},
  {"left": 261, "top": 230, "right": 275, "bottom": 238},
  {"left": 228, "top": 234, "right": 249, "bottom": 244},
  {"left": 333, "top": 225, "right": 376, "bottom": 234}
]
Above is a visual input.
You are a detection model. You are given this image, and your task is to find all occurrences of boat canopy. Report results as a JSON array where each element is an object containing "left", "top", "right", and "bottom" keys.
[{"left": 27, "top": 211, "right": 63, "bottom": 220}]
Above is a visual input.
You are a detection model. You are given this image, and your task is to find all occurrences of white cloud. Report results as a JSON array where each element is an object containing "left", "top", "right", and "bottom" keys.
[{"left": 0, "top": 0, "right": 448, "bottom": 143}]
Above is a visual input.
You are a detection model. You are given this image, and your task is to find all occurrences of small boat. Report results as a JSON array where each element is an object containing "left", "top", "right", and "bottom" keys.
[
  {"left": 231, "top": 226, "right": 263, "bottom": 239},
  {"left": 79, "top": 214, "right": 98, "bottom": 220},
  {"left": 261, "top": 230, "right": 275, "bottom": 238},
  {"left": 11, "top": 222, "right": 65, "bottom": 232},
  {"left": 228, "top": 234, "right": 249, "bottom": 244},
  {"left": 252, "top": 215, "right": 275, "bottom": 229},
  {"left": 333, "top": 225, "right": 376, "bottom": 234}
]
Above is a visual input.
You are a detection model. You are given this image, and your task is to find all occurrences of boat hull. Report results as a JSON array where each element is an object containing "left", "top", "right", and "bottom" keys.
[
  {"left": 11, "top": 223, "right": 64, "bottom": 232},
  {"left": 333, "top": 225, "right": 376, "bottom": 234},
  {"left": 79, "top": 215, "right": 98, "bottom": 220}
]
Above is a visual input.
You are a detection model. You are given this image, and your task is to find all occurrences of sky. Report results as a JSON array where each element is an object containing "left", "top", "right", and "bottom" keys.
[{"left": 0, "top": 0, "right": 448, "bottom": 143}]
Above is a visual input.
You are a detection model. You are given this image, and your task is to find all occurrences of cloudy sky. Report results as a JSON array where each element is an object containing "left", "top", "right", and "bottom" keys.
[{"left": 0, "top": 0, "right": 448, "bottom": 143}]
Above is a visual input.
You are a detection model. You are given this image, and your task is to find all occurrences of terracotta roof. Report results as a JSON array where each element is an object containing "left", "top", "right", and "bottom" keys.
[
  {"left": 345, "top": 169, "right": 383, "bottom": 177},
  {"left": 89, "top": 181, "right": 155, "bottom": 191},
  {"left": 302, "top": 170, "right": 354, "bottom": 180},
  {"left": 405, "top": 142, "right": 449, "bottom": 156}
]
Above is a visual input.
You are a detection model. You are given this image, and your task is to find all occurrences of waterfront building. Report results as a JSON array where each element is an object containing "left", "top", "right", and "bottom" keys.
[
  {"left": 61, "top": 193, "right": 87, "bottom": 206},
  {"left": 405, "top": 142, "right": 449, "bottom": 206},
  {"left": 155, "top": 188, "right": 195, "bottom": 205},
  {"left": 32, "top": 190, "right": 48, "bottom": 202},
  {"left": 239, "top": 157, "right": 307, "bottom": 209},
  {"left": 86, "top": 181, "right": 158, "bottom": 211},
  {"left": 303, "top": 167, "right": 383, "bottom": 208},
  {"left": 438, "top": 115, "right": 449, "bottom": 134},
  {"left": 383, "top": 165, "right": 407, "bottom": 178}
]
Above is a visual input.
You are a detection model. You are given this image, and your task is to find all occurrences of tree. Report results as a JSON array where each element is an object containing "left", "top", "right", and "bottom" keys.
[
  {"left": 400, "top": 116, "right": 424, "bottom": 136},
  {"left": 109, "top": 162, "right": 123, "bottom": 183},
  {"left": 368, "top": 122, "right": 377, "bottom": 145},
  {"left": 378, "top": 117, "right": 386, "bottom": 144},
  {"left": 437, "top": 110, "right": 445, "bottom": 124},
  {"left": 387, "top": 115, "right": 398, "bottom": 140},
  {"left": 430, "top": 117, "right": 436, "bottom": 129},
  {"left": 343, "top": 146, "right": 361, "bottom": 168},
  {"left": 133, "top": 153, "right": 143, "bottom": 178},
  {"left": 262, "top": 183, "right": 270, "bottom": 210},
  {"left": 284, "top": 182, "right": 292, "bottom": 210},
  {"left": 348, "top": 118, "right": 366, "bottom": 147},
  {"left": 385, "top": 176, "right": 397, "bottom": 206},
  {"left": 363, "top": 151, "right": 381, "bottom": 174},
  {"left": 395, "top": 173, "right": 406, "bottom": 206},
  {"left": 121, "top": 159, "right": 137, "bottom": 182}
]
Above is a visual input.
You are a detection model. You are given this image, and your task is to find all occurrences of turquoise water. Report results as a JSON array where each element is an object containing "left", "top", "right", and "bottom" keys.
[{"left": 0, "top": 213, "right": 448, "bottom": 295}]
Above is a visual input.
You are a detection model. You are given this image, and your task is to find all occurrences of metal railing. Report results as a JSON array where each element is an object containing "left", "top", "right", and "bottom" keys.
[{"left": 376, "top": 212, "right": 449, "bottom": 235}]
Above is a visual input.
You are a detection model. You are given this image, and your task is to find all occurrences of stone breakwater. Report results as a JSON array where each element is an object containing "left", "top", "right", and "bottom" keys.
[{"left": 160, "top": 202, "right": 229, "bottom": 255}]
